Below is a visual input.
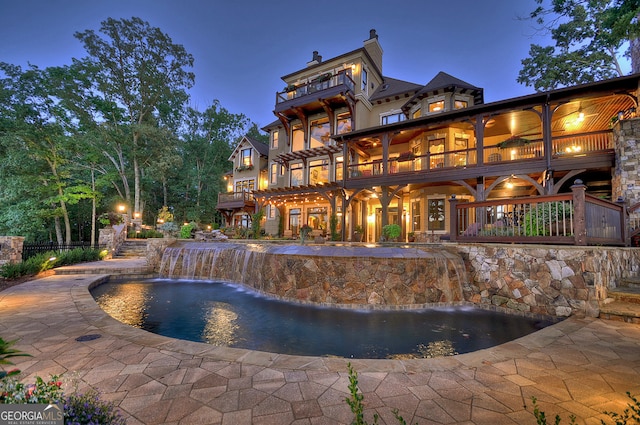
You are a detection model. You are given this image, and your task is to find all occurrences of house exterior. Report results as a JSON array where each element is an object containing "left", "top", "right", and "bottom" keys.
[
  {"left": 216, "top": 135, "right": 269, "bottom": 228},
  {"left": 218, "top": 29, "right": 640, "bottom": 244}
]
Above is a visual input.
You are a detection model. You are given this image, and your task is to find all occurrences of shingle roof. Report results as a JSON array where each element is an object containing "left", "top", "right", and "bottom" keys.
[
  {"left": 402, "top": 71, "right": 484, "bottom": 112},
  {"left": 245, "top": 136, "right": 269, "bottom": 157},
  {"left": 369, "top": 77, "right": 423, "bottom": 102}
]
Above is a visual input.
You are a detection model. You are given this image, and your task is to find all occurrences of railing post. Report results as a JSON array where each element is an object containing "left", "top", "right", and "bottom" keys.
[
  {"left": 571, "top": 179, "right": 587, "bottom": 245},
  {"left": 448, "top": 194, "right": 458, "bottom": 242},
  {"left": 616, "top": 196, "right": 629, "bottom": 246}
]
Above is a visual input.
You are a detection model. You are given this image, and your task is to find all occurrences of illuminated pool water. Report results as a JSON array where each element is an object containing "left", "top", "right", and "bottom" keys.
[{"left": 91, "top": 279, "right": 556, "bottom": 359}]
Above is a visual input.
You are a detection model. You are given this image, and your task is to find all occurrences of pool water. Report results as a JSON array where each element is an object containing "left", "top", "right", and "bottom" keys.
[{"left": 91, "top": 279, "right": 555, "bottom": 359}]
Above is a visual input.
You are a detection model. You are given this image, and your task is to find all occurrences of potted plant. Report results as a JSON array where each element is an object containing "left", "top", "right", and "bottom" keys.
[
  {"left": 353, "top": 225, "right": 363, "bottom": 242},
  {"left": 382, "top": 224, "right": 402, "bottom": 242}
]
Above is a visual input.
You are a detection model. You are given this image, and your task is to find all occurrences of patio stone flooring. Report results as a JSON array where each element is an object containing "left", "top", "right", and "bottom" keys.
[{"left": 1, "top": 257, "right": 640, "bottom": 424}]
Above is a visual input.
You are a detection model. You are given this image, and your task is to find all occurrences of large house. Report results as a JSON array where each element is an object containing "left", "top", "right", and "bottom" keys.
[{"left": 217, "top": 29, "right": 640, "bottom": 244}]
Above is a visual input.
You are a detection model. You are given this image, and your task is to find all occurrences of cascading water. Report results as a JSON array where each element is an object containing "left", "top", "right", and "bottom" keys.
[{"left": 157, "top": 242, "right": 468, "bottom": 306}]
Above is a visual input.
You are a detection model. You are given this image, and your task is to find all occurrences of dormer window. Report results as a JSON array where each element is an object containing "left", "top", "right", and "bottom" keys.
[
  {"left": 428, "top": 100, "right": 445, "bottom": 113},
  {"left": 455, "top": 100, "right": 468, "bottom": 109}
]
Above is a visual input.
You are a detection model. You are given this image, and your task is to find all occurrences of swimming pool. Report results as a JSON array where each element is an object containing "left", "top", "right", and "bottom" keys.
[{"left": 91, "top": 278, "right": 556, "bottom": 359}]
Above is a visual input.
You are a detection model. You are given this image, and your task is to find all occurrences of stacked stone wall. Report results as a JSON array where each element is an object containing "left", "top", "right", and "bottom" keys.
[
  {"left": 0, "top": 236, "right": 25, "bottom": 266},
  {"left": 454, "top": 244, "right": 640, "bottom": 318}
]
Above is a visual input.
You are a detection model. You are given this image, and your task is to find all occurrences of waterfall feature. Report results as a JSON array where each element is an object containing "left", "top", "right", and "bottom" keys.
[{"left": 158, "top": 242, "right": 468, "bottom": 305}]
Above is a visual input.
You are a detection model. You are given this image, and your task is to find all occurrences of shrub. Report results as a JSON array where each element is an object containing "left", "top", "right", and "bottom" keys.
[
  {"left": 64, "top": 390, "right": 127, "bottom": 425},
  {"left": 382, "top": 224, "right": 402, "bottom": 241},
  {"left": 128, "top": 229, "right": 164, "bottom": 239},
  {"left": 180, "top": 222, "right": 197, "bottom": 239},
  {"left": 0, "top": 248, "right": 104, "bottom": 280},
  {"left": 523, "top": 201, "right": 573, "bottom": 236},
  {"left": 157, "top": 221, "right": 179, "bottom": 237},
  {"left": 251, "top": 210, "right": 265, "bottom": 239}
]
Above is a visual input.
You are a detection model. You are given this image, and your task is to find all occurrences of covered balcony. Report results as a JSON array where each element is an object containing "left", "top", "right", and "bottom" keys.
[{"left": 274, "top": 70, "right": 355, "bottom": 120}]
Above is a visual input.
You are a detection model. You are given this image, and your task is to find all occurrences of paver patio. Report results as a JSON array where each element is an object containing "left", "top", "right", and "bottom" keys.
[{"left": 1, "top": 258, "right": 639, "bottom": 424}]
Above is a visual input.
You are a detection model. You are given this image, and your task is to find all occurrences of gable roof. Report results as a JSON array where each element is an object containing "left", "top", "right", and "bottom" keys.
[
  {"left": 229, "top": 135, "right": 269, "bottom": 161},
  {"left": 369, "top": 76, "right": 423, "bottom": 103},
  {"left": 402, "top": 71, "right": 484, "bottom": 112}
]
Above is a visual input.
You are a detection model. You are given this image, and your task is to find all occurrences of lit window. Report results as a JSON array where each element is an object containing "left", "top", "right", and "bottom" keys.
[
  {"left": 335, "top": 156, "right": 343, "bottom": 181},
  {"left": 412, "top": 108, "right": 421, "bottom": 119},
  {"left": 271, "top": 131, "right": 279, "bottom": 149},
  {"left": 427, "top": 198, "right": 445, "bottom": 231},
  {"left": 290, "top": 163, "right": 303, "bottom": 186},
  {"left": 337, "top": 112, "right": 352, "bottom": 134},
  {"left": 270, "top": 163, "right": 278, "bottom": 184},
  {"left": 428, "top": 101, "right": 444, "bottom": 113},
  {"left": 240, "top": 148, "right": 252, "bottom": 166},
  {"left": 309, "top": 159, "right": 329, "bottom": 185},
  {"left": 455, "top": 100, "right": 468, "bottom": 109},
  {"left": 310, "top": 117, "right": 331, "bottom": 148},
  {"left": 292, "top": 125, "right": 304, "bottom": 152},
  {"left": 268, "top": 204, "right": 276, "bottom": 219},
  {"left": 235, "top": 179, "right": 255, "bottom": 192}
]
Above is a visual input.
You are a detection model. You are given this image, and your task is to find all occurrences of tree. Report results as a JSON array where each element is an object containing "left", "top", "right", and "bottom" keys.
[
  {"left": 518, "top": 0, "right": 640, "bottom": 91},
  {"left": 74, "top": 17, "right": 195, "bottom": 218}
]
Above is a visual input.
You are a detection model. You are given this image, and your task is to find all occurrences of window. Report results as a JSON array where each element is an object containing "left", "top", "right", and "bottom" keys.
[
  {"left": 289, "top": 208, "right": 301, "bottom": 235},
  {"left": 240, "top": 148, "right": 252, "bottom": 166},
  {"left": 361, "top": 68, "right": 368, "bottom": 94},
  {"left": 412, "top": 201, "right": 421, "bottom": 231},
  {"left": 427, "top": 198, "right": 445, "bottom": 231},
  {"left": 271, "top": 131, "right": 279, "bottom": 149},
  {"left": 455, "top": 100, "right": 468, "bottom": 109},
  {"left": 268, "top": 204, "right": 276, "bottom": 219},
  {"left": 429, "top": 137, "right": 445, "bottom": 169},
  {"left": 234, "top": 179, "right": 254, "bottom": 193},
  {"left": 428, "top": 100, "right": 445, "bottom": 113},
  {"left": 337, "top": 113, "right": 352, "bottom": 134},
  {"left": 308, "top": 159, "right": 329, "bottom": 185},
  {"left": 381, "top": 111, "right": 405, "bottom": 125},
  {"left": 290, "top": 162, "right": 303, "bottom": 186},
  {"left": 335, "top": 156, "right": 343, "bottom": 181},
  {"left": 310, "top": 117, "right": 331, "bottom": 148},
  {"left": 307, "top": 207, "right": 327, "bottom": 231},
  {"left": 270, "top": 163, "right": 278, "bottom": 184},
  {"left": 412, "top": 108, "right": 421, "bottom": 119},
  {"left": 292, "top": 125, "right": 304, "bottom": 152}
]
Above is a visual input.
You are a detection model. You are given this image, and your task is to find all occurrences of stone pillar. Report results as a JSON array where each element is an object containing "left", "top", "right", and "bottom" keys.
[
  {"left": 0, "top": 236, "right": 25, "bottom": 266},
  {"left": 612, "top": 117, "right": 640, "bottom": 207}
]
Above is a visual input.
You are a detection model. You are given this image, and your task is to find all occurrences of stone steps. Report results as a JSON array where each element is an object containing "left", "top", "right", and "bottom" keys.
[
  {"left": 599, "top": 277, "right": 640, "bottom": 323},
  {"left": 114, "top": 240, "right": 147, "bottom": 258}
]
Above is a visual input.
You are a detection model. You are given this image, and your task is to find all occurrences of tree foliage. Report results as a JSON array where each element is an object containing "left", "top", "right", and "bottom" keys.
[
  {"left": 518, "top": 0, "right": 640, "bottom": 91},
  {"left": 0, "top": 17, "right": 264, "bottom": 243}
]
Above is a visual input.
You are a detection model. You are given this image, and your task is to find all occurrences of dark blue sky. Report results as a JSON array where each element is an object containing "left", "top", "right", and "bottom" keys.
[{"left": 2, "top": 0, "right": 622, "bottom": 129}]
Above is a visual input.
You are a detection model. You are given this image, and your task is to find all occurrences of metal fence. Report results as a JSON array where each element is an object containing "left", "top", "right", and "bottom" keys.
[{"left": 22, "top": 241, "right": 101, "bottom": 260}]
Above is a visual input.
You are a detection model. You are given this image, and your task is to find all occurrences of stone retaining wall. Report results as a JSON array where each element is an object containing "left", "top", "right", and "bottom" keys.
[
  {"left": 453, "top": 243, "right": 640, "bottom": 318},
  {"left": 150, "top": 241, "right": 640, "bottom": 318}
]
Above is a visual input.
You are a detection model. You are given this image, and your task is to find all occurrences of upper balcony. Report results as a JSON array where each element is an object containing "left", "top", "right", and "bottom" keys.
[
  {"left": 216, "top": 191, "right": 255, "bottom": 211},
  {"left": 274, "top": 70, "right": 355, "bottom": 119},
  {"left": 345, "top": 130, "right": 614, "bottom": 188}
]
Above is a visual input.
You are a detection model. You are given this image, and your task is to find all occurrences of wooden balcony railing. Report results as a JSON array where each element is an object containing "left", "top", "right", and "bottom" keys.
[
  {"left": 217, "top": 191, "right": 254, "bottom": 205},
  {"left": 347, "top": 130, "right": 613, "bottom": 178},
  {"left": 276, "top": 70, "right": 355, "bottom": 105},
  {"left": 449, "top": 180, "right": 626, "bottom": 246}
]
